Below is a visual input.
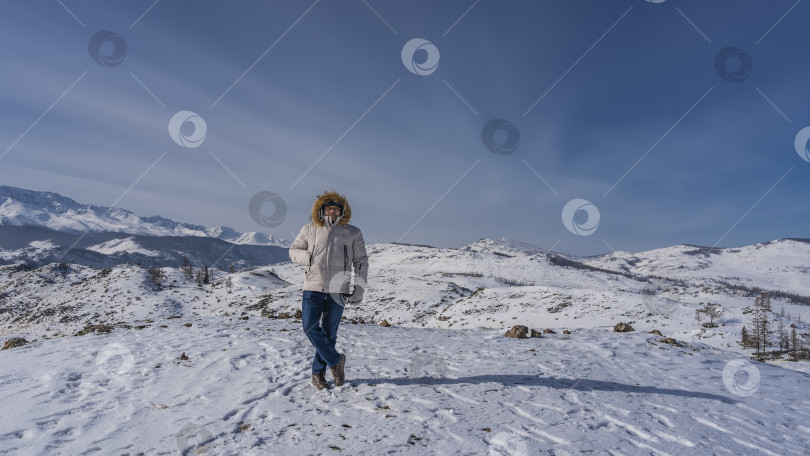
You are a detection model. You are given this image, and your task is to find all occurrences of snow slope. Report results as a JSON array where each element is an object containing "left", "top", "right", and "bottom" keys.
[
  {"left": 585, "top": 239, "right": 810, "bottom": 296},
  {"left": 1, "top": 317, "right": 809, "bottom": 455},
  {"left": 85, "top": 238, "right": 161, "bottom": 257}
]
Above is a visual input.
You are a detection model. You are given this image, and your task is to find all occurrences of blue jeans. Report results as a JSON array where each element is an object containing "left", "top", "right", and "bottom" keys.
[{"left": 301, "top": 291, "right": 344, "bottom": 375}]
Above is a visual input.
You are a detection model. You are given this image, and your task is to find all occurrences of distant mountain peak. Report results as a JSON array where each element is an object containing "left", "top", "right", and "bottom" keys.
[
  {"left": 463, "top": 238, "right": 548, "bottom": 256},
  {"left": 0, "top": 186, "right": 290, "bottom": 247},
  {"left": 0, "top": 185, "right": 84, "bottom": 213}
]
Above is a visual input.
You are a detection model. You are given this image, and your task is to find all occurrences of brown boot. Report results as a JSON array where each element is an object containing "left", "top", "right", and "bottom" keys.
[
  {"left": 330, "top": 354, "right": 346, "bottom": 386},
  {"left": 312, "top": 372, "right": 329, "bottom": 390}
]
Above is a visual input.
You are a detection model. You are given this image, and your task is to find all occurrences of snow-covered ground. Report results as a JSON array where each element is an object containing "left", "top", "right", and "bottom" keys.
[
  {"left": 2, "top": 238, "right": 810, "bottom": 454},
  {"left": 2, "top": 316, "right": 810, "bottom": 455}
]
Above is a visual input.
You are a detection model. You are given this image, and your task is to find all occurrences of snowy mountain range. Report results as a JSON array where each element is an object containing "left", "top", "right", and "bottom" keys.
[
  {"left": 0, "top": 186, "right": 290, "bottom": 247},
  {"left": 0, "top": 186, "right": 291, "bottom": 269}
]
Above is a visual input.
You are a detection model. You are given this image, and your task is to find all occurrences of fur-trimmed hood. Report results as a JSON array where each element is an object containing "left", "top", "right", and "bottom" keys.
[{"left": 311, "top": 191, "right": 352, "bottom": 227}]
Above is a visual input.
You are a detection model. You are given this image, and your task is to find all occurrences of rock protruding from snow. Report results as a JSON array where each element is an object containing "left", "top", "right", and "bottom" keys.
[
  {"left": 2, "top": 337, "right": 27, "bottom": 350},
  {"left": 504, "top": 325, "right": 529, "bottom": 338},
  {"left": 614, "top": 322, "right": 635, "bottom": 332}
]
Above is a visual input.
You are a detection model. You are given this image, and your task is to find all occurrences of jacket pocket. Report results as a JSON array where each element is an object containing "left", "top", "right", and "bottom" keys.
[{"left": 343, "top": 245, "right": 348, "bottom": 271}]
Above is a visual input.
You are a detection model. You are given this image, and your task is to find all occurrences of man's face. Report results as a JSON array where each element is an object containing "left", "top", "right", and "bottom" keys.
[{"left": 324, "top": 205, "right": 341, "bottom": 222}]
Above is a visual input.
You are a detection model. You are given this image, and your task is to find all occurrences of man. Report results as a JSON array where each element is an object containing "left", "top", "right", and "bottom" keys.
[{"left": 289, "top": 191, "right": 368, "bottom": 390}]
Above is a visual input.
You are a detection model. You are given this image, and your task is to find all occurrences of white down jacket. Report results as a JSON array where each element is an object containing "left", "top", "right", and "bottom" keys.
[{"left": 289, "top": 192, "right": 368, "bottom": 293}]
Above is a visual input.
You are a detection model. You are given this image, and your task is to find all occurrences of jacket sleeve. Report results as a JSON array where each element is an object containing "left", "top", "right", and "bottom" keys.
[
  {"left": 289, "top": 225, "right": 312, "bottom": 266},
  {"left": 352, "top": 230, "right": 369, "bottom": 286}
]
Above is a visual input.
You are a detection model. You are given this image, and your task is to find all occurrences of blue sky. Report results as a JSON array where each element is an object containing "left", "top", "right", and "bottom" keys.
[{"left": 1, "top": 0, "right": 808, "bottom": 256}]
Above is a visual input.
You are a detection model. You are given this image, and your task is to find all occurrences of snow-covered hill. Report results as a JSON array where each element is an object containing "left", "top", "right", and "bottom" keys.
[
  {"left": 0, "top": 186, "right": 290, "bottom": 247},
  {"left": 2, "top": 237, "right": 810, "bottom": 454},
  {"left": 584, "top": 238, "right": 810, "bottom": 296},
  {"left": 2, "top": 238, "right": 808, "bottom": 358}
]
